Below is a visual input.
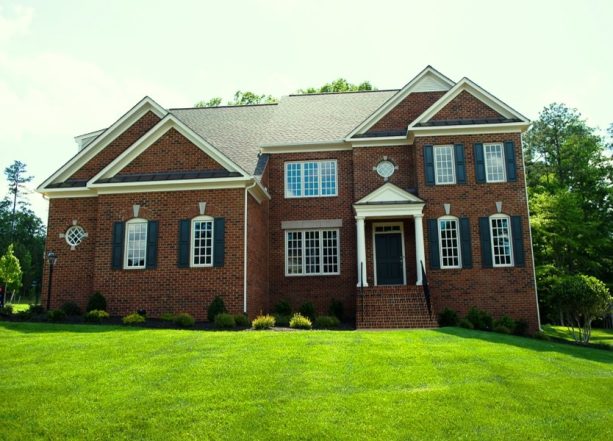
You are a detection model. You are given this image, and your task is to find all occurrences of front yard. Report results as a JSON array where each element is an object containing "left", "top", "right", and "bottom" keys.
[{"left": 0, "top": 323, "right": 611, "bottom": 440}]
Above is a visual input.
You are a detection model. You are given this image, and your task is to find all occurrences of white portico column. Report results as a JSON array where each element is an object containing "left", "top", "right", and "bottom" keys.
[
  {"left": 356, "top": 216, "right": 368, "bottom": 287},
  {"left": 414, "top": 213, "right": 426, "bottom": 285}
]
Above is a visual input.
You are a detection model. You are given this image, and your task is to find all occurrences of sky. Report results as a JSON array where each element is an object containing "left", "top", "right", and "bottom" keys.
[{"left": 0, "top": 0, "right": 611, "bottom": 223}]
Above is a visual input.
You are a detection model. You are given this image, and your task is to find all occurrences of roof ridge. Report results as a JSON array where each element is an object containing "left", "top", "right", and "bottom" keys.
[
  {"left": 170, "top": 103, "right": 278, "bottom": 111},
  {"left": 288, "top": 89, "right": 399, "bottom": 97}
]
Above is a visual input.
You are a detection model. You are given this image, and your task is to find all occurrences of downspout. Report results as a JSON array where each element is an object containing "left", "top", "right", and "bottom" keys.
[{"left": 244, "top": 179, "right": 257, "bottom": 315}]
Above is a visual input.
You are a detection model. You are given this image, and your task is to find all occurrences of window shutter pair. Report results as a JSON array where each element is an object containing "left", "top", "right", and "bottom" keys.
[
  {"left": 111, "top": 220, "right": 158, "bottom": 269},
  {"left": 427, "top": 218, "right": 472, "bottom": 269},
  {"left": 478, "top": 216, "right": 524, "bottom": 268},
  {"left": 177, "top": 218, "right": 225, "bottom": 268},
  {"left": 474, "top": 141, "right": 517, "bottom": 183},
  {"left": 423, "top": 144, "right": 467, "bottom": 185}
]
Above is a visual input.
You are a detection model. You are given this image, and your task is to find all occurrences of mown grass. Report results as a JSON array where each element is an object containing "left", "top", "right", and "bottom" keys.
[
  {"left": 0, "top": 322, "right": 611, "bottom": 440},
  {"left": 543, "top": 324, "right": 613, "bottom": 347}
]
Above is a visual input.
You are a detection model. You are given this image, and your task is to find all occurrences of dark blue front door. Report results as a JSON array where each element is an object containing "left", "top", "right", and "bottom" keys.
[{"left": 375, "top": 233, "right": 404, "bottom": 285}]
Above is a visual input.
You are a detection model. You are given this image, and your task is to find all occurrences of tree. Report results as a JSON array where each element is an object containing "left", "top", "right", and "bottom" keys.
[
  {"left": 557, "top": 274, "right": 611, "bottom": 344},
  {"left": 4, "top": 161, "right": 33, "bottom": 238},
  {"left": 297, "top": 78, "right": 375, "bottom": 94},
  {"left": 195, "top": 97, "right": 222, "bottom": 108},
  {"left": 0, "top": 244, "right": 22, "bottom": 303}
]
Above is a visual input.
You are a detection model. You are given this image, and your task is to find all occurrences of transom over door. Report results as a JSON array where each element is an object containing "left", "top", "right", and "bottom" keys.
[{"left": 375, "top": 232, "right": 404, "bottom": 285}]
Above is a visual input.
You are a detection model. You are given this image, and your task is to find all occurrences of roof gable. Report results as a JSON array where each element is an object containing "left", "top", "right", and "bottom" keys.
[{"left": 355, "top": 183, "right": 424, "bottom": 204}]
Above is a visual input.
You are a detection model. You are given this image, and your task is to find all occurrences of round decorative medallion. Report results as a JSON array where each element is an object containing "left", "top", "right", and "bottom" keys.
[
  {"left": 376, "top": 160, "right": 395, "bottom": 179},
  {"left": 65, "top": 225, "right": 86, "bottom": 247}
]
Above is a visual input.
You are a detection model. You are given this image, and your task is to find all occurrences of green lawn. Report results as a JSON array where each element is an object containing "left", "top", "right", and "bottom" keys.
[
  {"left": 543, "top": 324, "right": 613, "bottom": 347},
  {"left": 1, "top": 323, "right": 611, "bottom": 440}
]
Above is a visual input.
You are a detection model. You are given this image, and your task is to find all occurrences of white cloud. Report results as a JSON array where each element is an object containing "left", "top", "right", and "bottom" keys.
[{"left": 0, "top": 5, "right": 33, "bottom": 42}]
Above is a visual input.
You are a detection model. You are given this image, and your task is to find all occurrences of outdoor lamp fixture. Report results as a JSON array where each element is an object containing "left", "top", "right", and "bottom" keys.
[{"left": 46, "top": 251, "right": 58, "bottom": 311}]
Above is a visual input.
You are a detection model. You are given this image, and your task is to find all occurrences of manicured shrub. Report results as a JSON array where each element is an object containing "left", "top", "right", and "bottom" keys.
[
  {"left": 61, "top": 301, "right": 82, "bottom": 316},
  {"left": 28, "top": 304, "right": 46, "bottom": 315},
  {"left": 273, "top": 300, "right": 292, "bottom": 316},
  {"left": 533, "top": 331, "right": 550, "bottom": 341},
  {"left": 252, "top": 314, "right": 275, "bottom": 330},
  {"left": 328, "top": 298, "right": 344, "bottom": 320},
  {"left": 86, "top": 292, "right": 107, "bottom": 312},
  {"left": 273, "top": 314, "right": 290, "bottom": 327},
  {"left": 14, "top": 310, "right": 32, "bottom": 321},
  {"left": 494, "top": 315, "right": 516, "bottom": 333},
  {"left": 47, "top": 309, "right": 66, "bottom": 322},
  {"left": 459, "top": 318, "right": 474, "bottom": 329},
  {"left": 207, "top": 296, "right": 227, "bottom": 322},
  {"left": 0, "top": 305, "right": 13, "bottom": 318},
  {"left": 299, "top": 302, "right": 316, "bottom": 321},
  {"left": 84, "top": 310, "right": 109, "bottom": 323},
  {"left": 494, "top": 325, "right": 511, "bottom": 334},
  {"left": 161, "top": 312, "right": 175, "bottom": 322},
  {"left": 234, "top": 314, "right": 250, "bottom": 327},
  {"left": 214, "top": 313, "right": 236, "bottom": 329},
  {"left": 465, "top": 307, "right": 493, "bottom": 331},
  {"left": 513, "top": 319, "right": 529, "bottom": 336},
  {"left": 122, "top": 313, "right": 145, "bottom": 325},
  {"left": 438, "top": 307, "right": 459, "bottom": 327},
  {"left": 314, "top": 315, "right": 340, "bottom": 329},
  {"left": 174, "top": 313, "right": 195, "bottom": 328},
  {"left": 289, "top": 313, "right": 312, "bottom": 330}
]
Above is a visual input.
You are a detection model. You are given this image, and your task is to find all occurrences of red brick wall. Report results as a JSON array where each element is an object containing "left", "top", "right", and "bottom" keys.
[
  {"left": 414, "top": 132, "right": 539, "bottom": 331},
  {"left": 368, "top": 92, "right": 445, "bottom": 133},
  {"left": 431, "top": 90, "right": 503, "bottom": 121},
  {"left": 70, "top": 111, "right": 161, "bottom": 180},
  {"left": 118, "top": 128, "right": 226, "bottom": 175},
  {"left": 247, "top": 192, "right": 269, "bottom": 318}
]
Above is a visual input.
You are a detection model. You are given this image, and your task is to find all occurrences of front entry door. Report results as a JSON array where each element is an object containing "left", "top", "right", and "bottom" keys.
[{"left": 375, "top": 232, "right": 404, "bottom": 285}]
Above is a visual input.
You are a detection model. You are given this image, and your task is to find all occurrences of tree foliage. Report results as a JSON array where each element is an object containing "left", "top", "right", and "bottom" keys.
[
  {"left": 297, "top": 78, "right": 375, "bottom": 94},
  {"left": 0, "top": 244, "right": 22, "bottom": 294}
]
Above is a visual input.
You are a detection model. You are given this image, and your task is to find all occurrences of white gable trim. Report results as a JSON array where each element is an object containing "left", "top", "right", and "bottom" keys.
[
  {"left": 345, "top": 66, "right": 455, "bottom": 139},
  {"left": 408, "top": 77, "right": 530, "bottom": 131},
  {"left": 355, "top": 182, "right": 425, "bottom": 205},
  {"left": 89, "top": 114, "right": 248, "bottom": 184},
  {"left": 37, "top": 97, "right": 168, "bottom": 191},
  {"left": 407, "top": 122, "right": 530, "bottom": 142}
]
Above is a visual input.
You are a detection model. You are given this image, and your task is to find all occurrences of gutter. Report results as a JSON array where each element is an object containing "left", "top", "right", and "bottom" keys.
[{"left": 244, "top": 179, "right": 258, "bottom": 314}]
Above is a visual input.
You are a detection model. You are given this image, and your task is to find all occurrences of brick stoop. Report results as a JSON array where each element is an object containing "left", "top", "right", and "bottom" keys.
[{"left": 356, "top": 285, "right": 438, "bottom": 328}]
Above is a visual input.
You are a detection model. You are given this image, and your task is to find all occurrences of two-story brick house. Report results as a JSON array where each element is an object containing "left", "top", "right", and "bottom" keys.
[{"left": 38, "top": 66, "right": 540, "bottom": 330}]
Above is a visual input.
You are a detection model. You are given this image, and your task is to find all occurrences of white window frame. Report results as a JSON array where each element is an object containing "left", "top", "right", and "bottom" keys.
[
  {"left": 124, "top": 218, "right": 148, "bottom": 269},
  {"left": 284, "top": 228, "right": 340, "bottom": 276},
  {"left": 433, "top": 145, "right": 456, "bottom": 185},
  {"left": 484, "top": 143, "right": 506, "bottom": 183},
  {"left": 284, "top": 160, "right": 338, "bottom": 198},
  {"left": 489, "top": 214, "right": 514, "bottom": 267},
  {"left": 190, "top": 215, "right": 214, "bottom": 268},
  {"left": 438, "top": 216, "right": 461, "bottom": 269}
]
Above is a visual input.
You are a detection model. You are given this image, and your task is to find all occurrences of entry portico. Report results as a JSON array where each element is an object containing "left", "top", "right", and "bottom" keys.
[{"left": 353, "top": 183, "right": 426, "bottom": 287}]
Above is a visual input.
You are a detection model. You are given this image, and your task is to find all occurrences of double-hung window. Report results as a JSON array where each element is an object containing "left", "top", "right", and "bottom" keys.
[
  {"left": 484, "top": 143, "right": 506, "bottom": 182},
  {"left": 284, "top": 160, "right": 337, "bottom": 198},
  {"left": 124, "top": 219, "right": 148, "bottom": 269},
  {"left": 433, "top": 145, "right": 456, "bottom": 184},
  {"left": 191, "top": 216, "right": 214, "bottom": 267},
  {"left": 438, "top": 217, "right": 461, "bottom": 268},
  {"left": 490, "top": 215, "right": 513, "bottom": 267},
  {"left": 285, "top": 229, "right": 339, "bottom": 275}
]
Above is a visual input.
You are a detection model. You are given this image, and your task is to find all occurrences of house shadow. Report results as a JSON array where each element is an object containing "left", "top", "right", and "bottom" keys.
[
  {"left": 433, "top": 327, "right": 613, "bottom": 364},
  {"left": 0, "top": 321, "right": 146, "bottom": 335}
]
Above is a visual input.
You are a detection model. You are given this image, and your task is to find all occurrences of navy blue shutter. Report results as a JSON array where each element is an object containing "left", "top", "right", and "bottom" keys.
[
  {"left": 474, "top": 143, "right": 486, "bottom": 183},
  {"left": 454, "top": 144, "right": 466, "bottom": 184},
  {"left": 213, "top": 217, "right": 225, "bottom": 267},
  {"left": 146, "top": 221, "right": 158, "bottom": 269},
  {"left": 111, "top": 221, "right": 124, "bottom": 269},
  {"left": 479, "top": 217, "right": 493, "bottom": 268},
  {"left": 504, "top": 141, "right": 517, "bottom": 182},
  {"left": 511, "top": 216, "right": 525, "bottom": 267},
  {"left": 178, "top": 220, "right": 190, "bottom": 268},
  {"left": 424, "top": 145, "right": 435, "bottom": 186},
  {"left": 427, "top": 219, "right": 440, "bottom": 269},
  {"left": 459, "top": 217, "right": 472, "bottom": 268}
]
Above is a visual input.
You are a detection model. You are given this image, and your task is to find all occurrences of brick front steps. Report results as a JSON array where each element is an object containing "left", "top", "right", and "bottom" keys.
[{"left": 356, "top": 285, "right": 438, "bottom": 328}]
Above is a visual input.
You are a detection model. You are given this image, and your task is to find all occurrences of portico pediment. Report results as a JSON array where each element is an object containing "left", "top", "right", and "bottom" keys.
[{"left": 355, "top": 183, "right": 424, "bottom": 205}]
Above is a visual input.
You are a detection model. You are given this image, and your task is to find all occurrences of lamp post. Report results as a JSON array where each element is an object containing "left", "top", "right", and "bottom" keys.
[{"left": 46, "top": 251, "right": 57, "bottom": 311}]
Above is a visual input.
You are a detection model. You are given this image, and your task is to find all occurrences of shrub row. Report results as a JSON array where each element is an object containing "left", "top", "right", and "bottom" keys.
[{"left": 438, "top": 307, "right": 529, "bottom": 336}]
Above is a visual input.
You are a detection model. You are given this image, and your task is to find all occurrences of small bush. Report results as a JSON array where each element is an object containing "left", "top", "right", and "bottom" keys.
[
  {"left": 84, "top": 310, "right": 109, "bottom": 323},
  {"left": 47, "top": 309, "right": 67, "bottom": 322},
  {"left": 0, "top": 305, "right": 13, "bottom": 318},
  {"left": 214, "top": 313, "right": 235, "bottom": 329},
  {"left": 234, "top": 314, "right": 250, "bottom": 327},
  {"left": 28, "top": 304, "right": 46, "bottom": 315},
  {"left": 161, "top": 312, "right": 175, "bottom": 322},
  {"left": 494, "top": 315, "right": 516, "bottom": 333},
  {"left": 87, "top": 292, "right": 107, "bottom": 312},
  {"left": 273, "top": 314, "right": 290, "bottom": 327},
  {"left": 174, "top": 313, "right": 195, "bottom": 328},
  {"left": 252, "top": 314, "right": 275, "bottom": 330},
  {"left": 513, "top": 319, "right": 529, "bottom": 336},
  {"left": 438, "top": 307, "right": 459, "bottom": 327},
  {"left": 273, "top": 300, "right": 292, "bottom": 316},
  {"left": 14, "top": 310, "right": 32, "bottom": 321},
  {"left": 207, "top": 296, "right": 227, "bottom": 322},
  {"left": 533, "top": 331, "right": 550, "bottom": 341},
  {"left": 328, "top": 299, "right": 344, "bottom": 320},
  {"left": 493, "top": 325, "right": 511, "bottom": 334},
  {"left": 122, "top": 313, "right": 145, "bottom": 325},
  {"left": 298, "top": 302, "right": 316, "bottom": 321},
  {"left": 314, "top": 315, "right": 340, "bottom": 329},
  {"left": 459, "top": 318, "right": 474, "bottom": 329},
  {"left": 61, "top": 301, "right": 82, "bottom": 316},
  {"left": 289, "top": 313, "right": 312, "bottom": 330},
  {"left": 465, "top": 307, "right": 493, "bottom": 331}
]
